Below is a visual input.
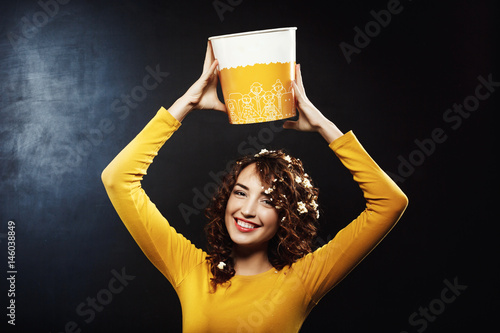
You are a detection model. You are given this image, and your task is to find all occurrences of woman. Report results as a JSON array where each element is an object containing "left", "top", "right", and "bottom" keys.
[{"left": 102, "top": 42, "right": 408, "bottom": 332}]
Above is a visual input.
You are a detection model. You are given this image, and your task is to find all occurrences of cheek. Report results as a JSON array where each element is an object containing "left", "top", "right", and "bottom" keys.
[
  {"left": 261, "top": 209, "right": 279, "bottom": 232},
  {"left": 226, "top": 196, "right": 236, "bottom": 216},
  {"left": 224, "top": 196, "right": 237, "bottom": 225}
]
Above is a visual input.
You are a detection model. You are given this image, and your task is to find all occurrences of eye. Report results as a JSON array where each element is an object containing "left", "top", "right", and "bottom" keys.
[
  {"left": 233, "top": 189, "right": 246, "bottom": 197},
  {"left": 262, "top": 198, "right": 273, "bottom": 206}
]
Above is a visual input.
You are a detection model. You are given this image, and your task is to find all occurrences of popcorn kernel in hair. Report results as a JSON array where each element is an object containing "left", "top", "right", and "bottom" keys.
[
  {"left": 255, "top": 148, "right": 269, "bottom": 157},
  {"left": 311, "top": 200, "right": 318, "bottom": 210},
  {"left": 297, "top": 201, "right": 308, "bottom": 214},
  {"left": 302, "top": 178, "right": 312, "bottom": 188}
]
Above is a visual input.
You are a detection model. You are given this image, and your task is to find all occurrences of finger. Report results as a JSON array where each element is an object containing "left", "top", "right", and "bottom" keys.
[
  {"left": 295, "top": 64, "right": 306, "bottom": 96},
  {"left": 199, "top": 60, "right": 219, "bottom": 83},
  {"left": 292, "top": 80, "right": 306, "bottom": 105},
  {"left": 203, "top": 41, "right": 216, "bottom": 73},
  {"left": 208, "top": 59, "right": 219, "bottom": 75}
]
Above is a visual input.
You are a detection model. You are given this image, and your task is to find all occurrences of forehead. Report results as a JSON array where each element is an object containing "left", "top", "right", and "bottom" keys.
[{"left": 236, "top": 163, "right": 267, "bottom": 188}]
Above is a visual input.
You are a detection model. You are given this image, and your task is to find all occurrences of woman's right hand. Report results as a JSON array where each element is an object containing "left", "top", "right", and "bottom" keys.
[{"left": 169, "top": 42, "right": 226, "bottom": 122}]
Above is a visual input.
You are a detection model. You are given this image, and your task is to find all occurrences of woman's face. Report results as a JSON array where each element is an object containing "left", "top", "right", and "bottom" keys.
[{"left": 225, "top": 163, "right": 279, "bottom": 251}]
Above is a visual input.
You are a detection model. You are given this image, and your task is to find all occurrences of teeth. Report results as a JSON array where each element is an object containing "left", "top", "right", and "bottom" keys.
[{"left": 237, "top": 220, "right": 257, "bottom": 229}]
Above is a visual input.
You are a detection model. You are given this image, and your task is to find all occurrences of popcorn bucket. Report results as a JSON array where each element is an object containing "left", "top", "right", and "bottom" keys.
[{"left": 209, "top": 27, "right": 297, "bottom": 124}]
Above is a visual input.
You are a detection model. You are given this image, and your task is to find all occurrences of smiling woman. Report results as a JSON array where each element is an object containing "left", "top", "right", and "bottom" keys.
[
  {"left": 205, "top": 148, "right": 321, "bottom": 286},
  {"left": 101, "top": 41, "right": 408, "bottom": 332}
]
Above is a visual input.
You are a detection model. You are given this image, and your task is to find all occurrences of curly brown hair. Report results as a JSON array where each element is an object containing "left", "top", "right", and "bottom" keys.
[{"left": 204, "top": 149, "right": 320, "bottom": 291}]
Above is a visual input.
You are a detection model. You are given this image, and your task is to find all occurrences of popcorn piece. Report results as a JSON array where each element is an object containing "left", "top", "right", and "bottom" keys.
[
  {"left": 310, "top": 199, "right": 318, "bottom": 210},
  {"left": 297, "top": 201, "right": 307, "bottom": 214},
  {"left": 255, "top": 149, "right": 269, "bottom": 157},
  {"left": 302, "top": 178, "right": 312, "bottom": 188}
]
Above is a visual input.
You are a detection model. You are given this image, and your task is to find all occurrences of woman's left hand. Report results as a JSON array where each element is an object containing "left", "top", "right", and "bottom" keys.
[{"left": 284, "top": 64, "right": 344, "bottom": 143}]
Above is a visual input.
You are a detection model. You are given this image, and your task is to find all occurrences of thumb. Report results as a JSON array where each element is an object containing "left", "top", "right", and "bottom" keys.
[
  {"left": 213, "top": 100, "right": 227, "bottom": 113},
  {"left": 282, "top": 120, "right": 298, "bottom": 130}
]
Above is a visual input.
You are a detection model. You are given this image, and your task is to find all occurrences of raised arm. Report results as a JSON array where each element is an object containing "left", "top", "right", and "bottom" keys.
[
  {"left": 101, "top": 107, "right": 209, "bottom": 286},
  {"left": 101, "top": 42, "right": 226, "bottom": 286},
  {"left": 302, "top": 132, "right": 408, "bottom": 304}
]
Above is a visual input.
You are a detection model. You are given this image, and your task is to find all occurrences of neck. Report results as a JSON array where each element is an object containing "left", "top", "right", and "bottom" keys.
[{"left": 232, "top": 245, "right": 273, "bottom": 276}]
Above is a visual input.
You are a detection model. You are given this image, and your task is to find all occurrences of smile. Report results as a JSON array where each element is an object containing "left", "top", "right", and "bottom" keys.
[{"left": 234, "top": 218, "right": 260, "bottom": 232}]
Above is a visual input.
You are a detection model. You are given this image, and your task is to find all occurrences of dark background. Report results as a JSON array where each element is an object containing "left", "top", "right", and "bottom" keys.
[{"left": 1, "top": 0, "right": 498, "bottom": 332}]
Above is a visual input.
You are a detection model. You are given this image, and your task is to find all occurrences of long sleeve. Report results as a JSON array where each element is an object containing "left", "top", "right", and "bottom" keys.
[
  {"left": 295, "top": 131, "right": 409, "bottom": 304},
  {"left": 101, "top": 107, "right": 206, "bottom": 287}
]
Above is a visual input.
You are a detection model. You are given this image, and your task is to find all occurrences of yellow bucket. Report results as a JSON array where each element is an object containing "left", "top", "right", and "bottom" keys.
[{"left": 209, "top": 27, "right": 297, "bottom": 124}]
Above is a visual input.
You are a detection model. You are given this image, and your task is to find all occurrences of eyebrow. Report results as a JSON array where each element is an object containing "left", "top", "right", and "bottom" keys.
[
  {"left": 234, "top": 183, "right": 270, "bottom": 196},
  {"left": 234, "top": 183, "right": 249, "bottom": 190}
]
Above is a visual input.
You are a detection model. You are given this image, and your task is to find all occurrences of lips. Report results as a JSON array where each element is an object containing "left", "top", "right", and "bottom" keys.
[{"left": 234, "top": 218, "right": 261, "bottom": 232}]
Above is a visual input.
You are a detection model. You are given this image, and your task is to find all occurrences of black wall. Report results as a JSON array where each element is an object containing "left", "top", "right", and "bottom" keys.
[{"left": 1, "top": 0, "right": 498, "bottom": 332}]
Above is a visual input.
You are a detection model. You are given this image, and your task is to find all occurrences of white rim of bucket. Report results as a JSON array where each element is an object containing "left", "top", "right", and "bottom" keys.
[{"left": 208, "top": 27, "right": 297, "bottom": 41}]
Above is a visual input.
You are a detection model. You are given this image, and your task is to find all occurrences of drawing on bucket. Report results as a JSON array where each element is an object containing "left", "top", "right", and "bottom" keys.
[{"left": 226, "top": 79, "right": 295, "bottom": 124}]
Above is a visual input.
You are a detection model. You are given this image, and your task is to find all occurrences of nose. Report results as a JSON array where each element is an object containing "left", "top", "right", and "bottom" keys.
[{"left": 241, "top": 199, "right": 257, "bottom": 218}]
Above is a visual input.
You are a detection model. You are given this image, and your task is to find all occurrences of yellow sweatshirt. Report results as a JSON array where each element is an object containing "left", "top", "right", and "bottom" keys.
[{"left": 102, "top": 107, "right": 408, "bottom": 332}]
